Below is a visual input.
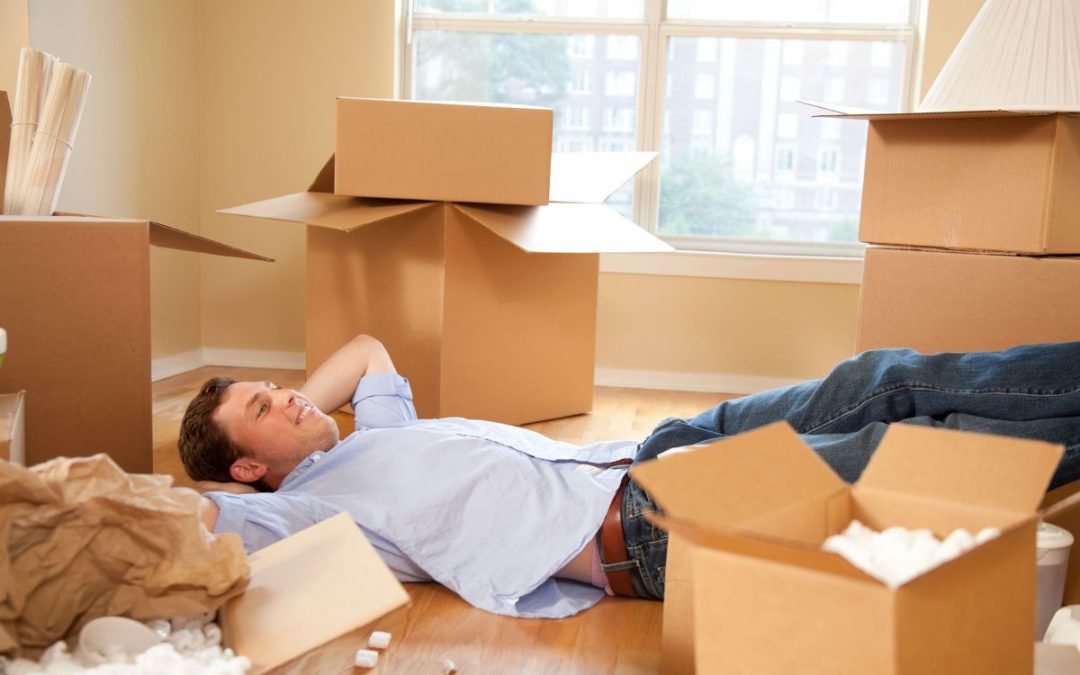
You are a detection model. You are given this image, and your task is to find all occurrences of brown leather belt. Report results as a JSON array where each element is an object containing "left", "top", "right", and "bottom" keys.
[{"left": 599, "top": 469, "right": 637, "bottom": 598}]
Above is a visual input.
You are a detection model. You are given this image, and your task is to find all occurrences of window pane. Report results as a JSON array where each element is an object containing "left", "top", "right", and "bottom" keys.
[
  {"left": 658, "top": 37, "right": 906, "bottom": 242},
  {"left": 667, "top": 0, "right": 910, "bottom": 24},
  {"left": 416, "top": 0, "right": 644, "bottom": 19},
  {"left": 413, "top": 30, "right": 642, "bottom": 217}
]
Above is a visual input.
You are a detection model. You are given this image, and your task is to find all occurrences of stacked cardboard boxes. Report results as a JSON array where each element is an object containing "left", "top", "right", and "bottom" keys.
[
  {"left": 224, "top": 98, "right": 671, "bottom": 426},
  {"left": 837, "top": 109, "right": 1080, "bottom": 354}
]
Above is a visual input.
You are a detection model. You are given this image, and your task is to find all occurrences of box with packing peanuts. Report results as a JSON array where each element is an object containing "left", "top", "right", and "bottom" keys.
[
  {"left": 223, "top": 97, "right": 671, "bottom": 426},
  {"left": 855, "top": 246, "right": 1080, "bottom": 355},
  {"left": 810, "top": 104, "right": 1080, "bottom": 254},
  {"left": 221, "top": 512, "right": 410, "bottom": 674},
  {"left": 0, "top": 91, "right": 273, "bottom": 472},
  {"left": 630, "top": 421, "right": 1063, "bottom": 675}
]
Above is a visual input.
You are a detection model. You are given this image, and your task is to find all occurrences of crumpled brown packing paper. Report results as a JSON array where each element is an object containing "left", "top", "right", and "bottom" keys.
[{"left": 0, "top": 454, "right": 249, "bottom": 653}]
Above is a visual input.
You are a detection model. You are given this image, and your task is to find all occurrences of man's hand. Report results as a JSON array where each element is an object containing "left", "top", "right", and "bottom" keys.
[{"left": 299, "top": 334, "right": 396, "bottom": 413}]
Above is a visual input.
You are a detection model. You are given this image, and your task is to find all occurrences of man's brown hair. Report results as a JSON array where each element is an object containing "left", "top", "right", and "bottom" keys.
[{"left": 178, "top": 377, "right": 242, "bottom": 484}]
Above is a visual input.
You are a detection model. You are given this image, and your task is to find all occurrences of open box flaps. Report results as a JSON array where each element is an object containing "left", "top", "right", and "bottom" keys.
[
  {"left": 858, "top": 423, "right": 1062, "bottom": 513},
  {"left": 630, "top": 422, "right": 845, "bottom": 529},
  {"left": 221, "top": 512, "right": 409, "bottom": 674},
  {"left": 222, "top": 153, "right": 668, "bottom": 254}
]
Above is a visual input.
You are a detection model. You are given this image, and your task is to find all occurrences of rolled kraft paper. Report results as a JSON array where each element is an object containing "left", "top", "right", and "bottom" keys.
[
  {"left": 18, "top": 62, "right": 91, "bottom": 216},
  {"left": 3, "top": 49, "right": 54, "bottom": 215}
]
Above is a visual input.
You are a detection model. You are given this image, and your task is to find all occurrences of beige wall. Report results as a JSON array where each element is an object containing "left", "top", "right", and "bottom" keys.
[
  {"left": 0, "top": 0, "right": 28, "bottom": 95},
  {"left": 197, "top": 0, "right": 397, "bottom": 353},
  {"left": 27, "top": 0, "right": 203, "bottom": 359},
  {"left": 919, "top": 0, "right": 984, "bottom": 99}
]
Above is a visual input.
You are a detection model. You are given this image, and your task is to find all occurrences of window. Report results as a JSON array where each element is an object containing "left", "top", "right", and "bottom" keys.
[
  {"left": 607, "top": 35, "right": 638, "bottom": 60},
  {"left": 564, "top": 106, "right": 589, "bottom": 129},
  {"left": 569, "top": 69, "right": 591, "bottom": 94},
  {"left": 779, "top": 76, "right": 800, "bottom": 101},
  {"left": 605, "top": 71, "right": 636, "bottom": 96},
  {"left": 405, "top": 0, "right": 917, "bottom": 255},
  {"left": 777, "top": 113, "right": 798, "bottom": 138},
  {"left": 775, "top": 146, "right": 796, "bottom": 174},
  {"left": 694, "top": 74, "right": 715, "bottom": 99}
]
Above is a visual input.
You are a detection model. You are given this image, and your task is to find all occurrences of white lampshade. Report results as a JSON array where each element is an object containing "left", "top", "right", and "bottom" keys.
[{"left": 919, "top": 0, "right": 1080, "bottom": 112}]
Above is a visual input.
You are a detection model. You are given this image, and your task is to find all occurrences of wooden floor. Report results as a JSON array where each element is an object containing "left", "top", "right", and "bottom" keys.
[{"left": 152, "top": 367, "right": 734, "bottom": 674}]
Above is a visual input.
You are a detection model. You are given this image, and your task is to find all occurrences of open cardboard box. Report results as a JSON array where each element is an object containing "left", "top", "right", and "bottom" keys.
[
  {"left": 221, "top": 512, "right": 410, "bottom": 674},
  {"left": 808, "top": 103, "right": 1080, "bottom": 255},
  {"left": 223, "top": 97, "right": 672, "bottom": 426},
  {"left": 631, "top": 421, "right": 1063, "bottom": 675},
  {"left": 856, "top": 246, "right": 1080, "bottom": 354},
  {"left": 0, "top": 90, "right": 273, "bottom": 471}
]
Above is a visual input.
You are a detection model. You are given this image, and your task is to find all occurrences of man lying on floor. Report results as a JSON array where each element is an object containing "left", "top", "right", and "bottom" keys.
[{"left": 181, "top": 335, "right": 1080, "bottom": 618}]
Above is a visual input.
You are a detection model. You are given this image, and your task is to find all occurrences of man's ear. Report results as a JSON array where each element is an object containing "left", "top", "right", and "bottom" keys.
[{"left": 229, "top": 457, "right": 268, "bottom": 484}]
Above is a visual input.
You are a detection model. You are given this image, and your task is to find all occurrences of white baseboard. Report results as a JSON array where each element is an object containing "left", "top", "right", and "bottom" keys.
[
  {"left": 594, "top": 367, "right": 802, "bottom": 395},
  {"left": 150, "top": 349, "right": 205, "bottom": 382},
  {"left": 151, "top": 348, "right": 306, "bottom": 382},
  {"left": 202, "top": 348, "right": 306, "bottom": 371},
  {"left": 154, "top": 351, "right": 798, "bottom": 396}
]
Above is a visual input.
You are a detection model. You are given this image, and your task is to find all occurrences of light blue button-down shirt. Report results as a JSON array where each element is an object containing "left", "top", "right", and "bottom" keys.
[{"left": 207, "top": 373, "right": 637, "bottom": 618}]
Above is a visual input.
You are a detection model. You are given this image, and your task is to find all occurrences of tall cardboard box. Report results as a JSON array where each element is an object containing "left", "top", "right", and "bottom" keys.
[
  {"left": 631, "top": 422, "right": 1063, "bottom": 675},
  {"left": 0, "top": 92, "right": 272, "bottom": 472},
  {"left": 224, "top": 98, "right": 671, "bottom": 425},
  {"left": 855, "top": 246, "right": 1080, "bottom": 354},
  {"left": 811, "top": 106, "right": 1080, "bottom": 254}
]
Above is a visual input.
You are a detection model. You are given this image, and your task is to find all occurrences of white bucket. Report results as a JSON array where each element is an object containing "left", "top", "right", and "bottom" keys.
[{"left": 1037, "top": 523, "right": 1075, "bottom": 640}]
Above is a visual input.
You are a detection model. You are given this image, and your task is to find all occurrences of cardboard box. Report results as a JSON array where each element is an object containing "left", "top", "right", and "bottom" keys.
[
  {"left": 0, "top": 391, "right": 25, "bottom": 464},
  {"left": 814, "top": 105, "right": 1080, "bottom": 254},
  {"left": 221, "top": 512, "right": 410, "bottom": 674},
  {"left": 223, "top": 98, "right": 671, "bottom": 425},
  {"left": 855, "top": 246, "right": 1080, "bottom": 354},
  {"left": 0, "top": 91, "right": 273, "bottom": 472},
  {"left": 336, "top": 98, "right": 552, "bottom": 205},
  {"left": 631, "top": 421, "right": 1063, "bottom": 675}
]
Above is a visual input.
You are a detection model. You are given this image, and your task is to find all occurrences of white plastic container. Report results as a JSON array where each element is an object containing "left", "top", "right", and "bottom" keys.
[{"left": 1037, "top": 523, "right": 1075, "bottom": 640}]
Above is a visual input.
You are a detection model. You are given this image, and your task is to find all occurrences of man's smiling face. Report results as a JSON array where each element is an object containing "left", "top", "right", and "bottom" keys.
[{"left": 213, "top": 380, "right": 340, "bottom": 488}]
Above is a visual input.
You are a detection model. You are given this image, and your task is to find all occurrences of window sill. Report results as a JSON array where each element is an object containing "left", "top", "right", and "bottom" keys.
[{"left": 599, "top": 249, "right": 863, "bottom": 284}]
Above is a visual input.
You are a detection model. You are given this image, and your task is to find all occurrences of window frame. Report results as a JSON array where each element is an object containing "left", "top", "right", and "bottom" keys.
[{"left": 400, "top": 0, "right": 921, "bottom": 263}]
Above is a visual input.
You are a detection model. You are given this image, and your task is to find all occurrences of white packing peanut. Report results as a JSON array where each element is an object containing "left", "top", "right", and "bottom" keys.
[
  {"left": 367, "top": 630, "right": 392, "bottom": 650},
  {"left": 443, "top": 658, "right": 458, "bottom": 674},
  {"left": 354, "top": 649, "right": 379, "bottom": 669}
]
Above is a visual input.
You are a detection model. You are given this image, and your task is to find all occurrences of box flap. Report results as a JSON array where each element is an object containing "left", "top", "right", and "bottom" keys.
[
  {"left": 148, "top": 221, "right": 273, "bottom": 261},
  {"left": 629, "top": 422, "right": 845, "bottom": 528},
  {"left": 800, "top": 99, "right": 1077, "bottom": 121},
  {"left": 648, "top": 512, "right": 876, "bottom": 585},
  {"left": 549, "top": 152, "right": 657, "bottom": 204},
  {"left": 219, "top": 192, "right": 435, "bottom": 233},
  {"left": 857, "top": 424, "right": 1063, "bottom": 514},
  {"left": 308, "top": 155, "right": 335, "bottom": 193},
  {"left": 453, "top": 202, "right": 674, "bottom": 254},
  {"left": 221, "top": 512, "right": 410, "bottom": 674}
]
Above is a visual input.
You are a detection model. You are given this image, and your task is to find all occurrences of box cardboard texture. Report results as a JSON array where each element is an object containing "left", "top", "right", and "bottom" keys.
[
  {"left": 0, "top": 91, "right": 273, "bottom": 472},
  {"left": 856, "top": 246, "right": 1080, "bottom": 354},
  {"left": 224, "top": 98, "right": 671, "bottom": 425},
  {"left": 0, "top": 391, "right": 25, "bottom": 464},
  {"left": 631, "top": 422, "right": 1063, "bottom": 675},
  {"left": 221, "top": 512, "right": 410, "bottom": 674},
  {"left": 816, "top": 107, "right": 1080, "bottom": 254}
]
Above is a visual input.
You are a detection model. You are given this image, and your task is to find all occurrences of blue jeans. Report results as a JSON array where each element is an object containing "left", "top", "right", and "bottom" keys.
[{"left": 616, "top": 342, "right": 1080, "bottom": 600}]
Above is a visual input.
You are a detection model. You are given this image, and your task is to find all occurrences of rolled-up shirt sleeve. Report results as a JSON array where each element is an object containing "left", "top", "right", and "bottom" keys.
[
  {"left": 351, "top": 373, "right": 418, "bottom": 430},
  {"left": 206, "top": 491, "right": 341, "bottom": 553}
]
